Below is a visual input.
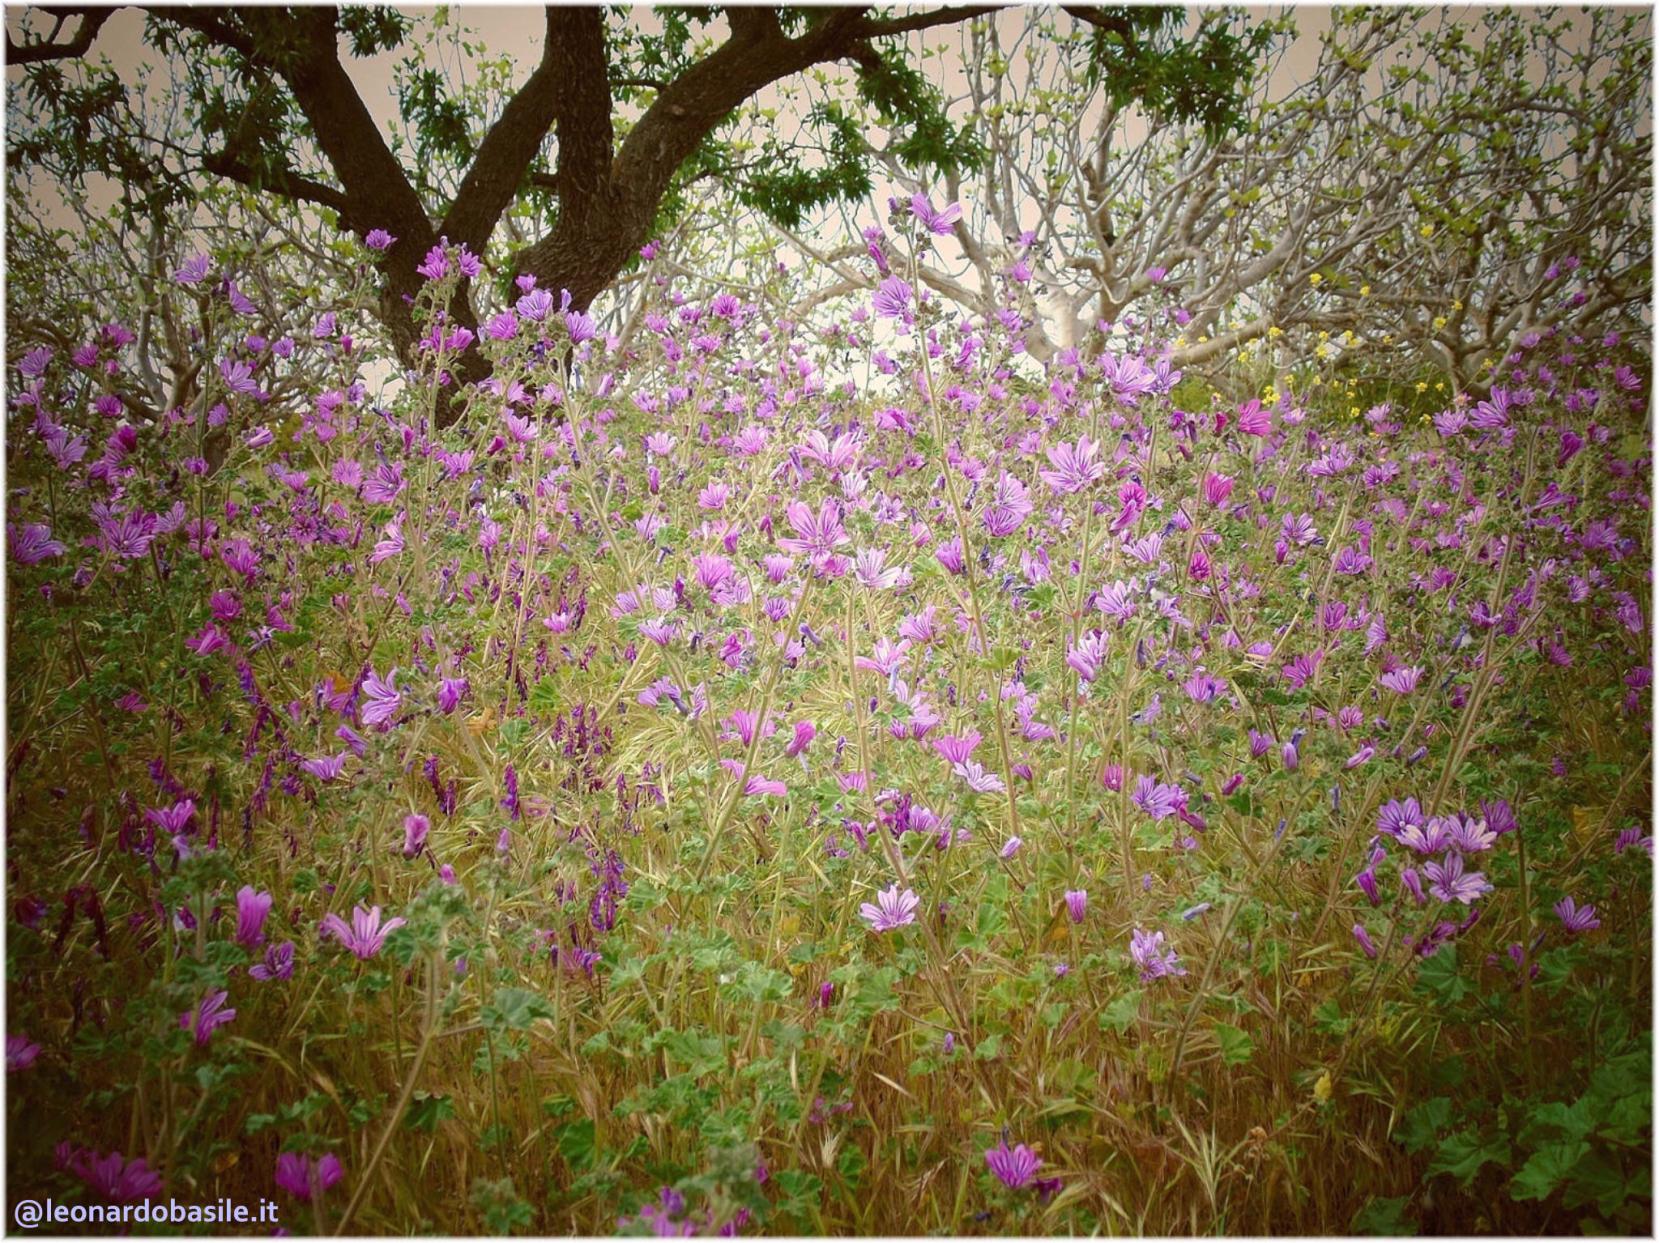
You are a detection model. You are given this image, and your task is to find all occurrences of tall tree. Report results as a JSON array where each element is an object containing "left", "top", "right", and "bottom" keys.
[{"left": 7, "top": 5, "right": 1260, "bottom": 416}]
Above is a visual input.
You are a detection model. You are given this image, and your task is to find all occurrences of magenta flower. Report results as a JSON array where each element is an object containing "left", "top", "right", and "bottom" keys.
[
  {"left": 984, "top": 1137, "right": 1041, "bottom": 1189},
  {"left": 785, "top": 720, "right": 816, "bottom": 759},
  {"left": 1038, "top": 436, "right": 1104, "bottom": 494},
  {"left": 1352, "top": 924, "right": 1379, "bottom": 959},
  {"left": 1423, "top": 853, "right": 1493, "bottom": 905},
  {"left": 932, "top": 732, "right": 981, "bottom": 765},
  {"left": 859, "top": 883, "right": 919, "bottom": 933},
  {"left": 871, "top": 276, "right": 914, "bottom": 324},
  {"left": 853, "top": 547, "right": 909, "bottom": 590},
  {"left": 8, "top": 523, "right": 65, "bottom": 565},
  {"left": 300, "top": 753, "right": 349, "bottom": 783},
  {"left": 361, "top": 461, "right": 405, "bottom": 505},
  {"left": 360, "top": 667, "right": 402, "bottom": 728},
  {"left": 1554, "top": 896, "right": 1600, "bottom": 934},
  {"left": 909, "top": 193, "right": 963, "bottom": 236},
  {"left": 777, "top": 499, "right": 850, "bottom": 561},
  {"left": 1067, "top": 630, "right": 1110, "bottom": 682},
  {"left": 249, "top": 941, "right": 295, "bottom": 982},
  {"left": 64, "top": 1149, "right": 163, "bottom": 1202},
  {"left": 320, "top": 904, "right": 406, "bottom": 959},
  {"left": 437, "top": 677, "right": 468, "bottom": 713},
  {"left": 1131, "top": 775, "right": 1180, "bottom": 821},
  {"left": 7, "top": 1034, "right": 41, "bottom": 1070},
  {"left": 364, "top": 228, "right": 396, "bottom": 251},
  {"left": 981, "top": 470, "right": 1034, "bottom": 538},
  {"left": 954, "top": 759, "right": 1006, "bottom": 794},
  {"left": 174, "top": 253, "right": 212, "bottom": 284},
  {"left": 274, "top": 1152, "right": 343, "bottom": 1202},
  {"left": 145, "top": 798, "right": 196, "bottom": 834},
  {"left": 1064, "top": 890, "right": 1087, "bottom": 923},
  {"left": 1130, "top": 927, "right": 1186, "bottom": 981},
  {"left": 1380, "top": 665, "right": 1422, "bottom": 695},
  {"left": 402, "top": 813, "right": 430, "bottom": 858},
  {"left": 179, "top": 990, "right": 237, "bottom": 1046},
  {"left": 235, "top": 886, "right": 272, "bottom": 948}
]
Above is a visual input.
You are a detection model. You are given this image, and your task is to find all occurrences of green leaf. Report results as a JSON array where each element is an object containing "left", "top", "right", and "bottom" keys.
[
  {"left": 1427, "top": 1129, "right": 1511, "bottom": 1186},
  {"left": 1351, "top": 1196, "right": 1417, "bottom": 1236},
  {"left": 1213, "top": 1022, "right": 1254, "bottom": 1066},
  {"left": 557, "top": 1118, "right": 598, "bottom": 1172},
  {"left": 1511, "top": 1140, "right": 1591, "bottom": 1202},
  {"left": 1399, "top": 1097, "right": 1454, "bottom": 1155},
  {"left": 405, "top": 1091, "right": 455, "bottom": 1133},
  {"left": 483, "top": 987, "right": 555, "bottom": 1033},
  {"left": 1098, "top": 990, "right": 1143, "bottom": 1034}
]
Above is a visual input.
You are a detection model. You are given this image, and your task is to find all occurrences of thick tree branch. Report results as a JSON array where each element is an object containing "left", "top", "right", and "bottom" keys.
[
  {"left": 850, "top": 5, "right": 1004, "bottom": 40},
  {"left": 440, "top": 8, "right": 562, "bottom": 252},
  {"left": 6, "top": 7, "right": 113, "bottom": 64},
  {"left": 202, "top": 150, "right": 351, "bottom": 217}
]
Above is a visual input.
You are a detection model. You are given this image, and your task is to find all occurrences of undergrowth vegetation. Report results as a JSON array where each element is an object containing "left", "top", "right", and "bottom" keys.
[{"left": 5, "top": 207, "right": 1652, "bottom": 1235}]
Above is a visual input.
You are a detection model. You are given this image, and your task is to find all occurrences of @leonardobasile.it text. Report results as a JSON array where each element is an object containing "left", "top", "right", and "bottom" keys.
[{"left": 12, "top": 1196, "right": 281, "bottom": 1229}]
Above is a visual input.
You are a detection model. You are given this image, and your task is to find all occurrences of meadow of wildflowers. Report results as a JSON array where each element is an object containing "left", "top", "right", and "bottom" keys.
[{"left": 4, "top": 197, "right": 1652, "bottom": 1236}]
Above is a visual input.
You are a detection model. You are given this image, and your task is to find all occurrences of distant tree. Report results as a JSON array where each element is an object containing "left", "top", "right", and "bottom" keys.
[
  {"left": 7, "top": 5, "right": 1262, "bottom": 418},
  {"left": 773, "top": 6, "right": 1649, "bottom": 389}
]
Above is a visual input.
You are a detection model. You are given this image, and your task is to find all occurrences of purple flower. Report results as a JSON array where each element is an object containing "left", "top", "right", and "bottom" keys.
[
  {"left": 777, "top": 498, "right": 850, "bottom": 563},
  {"left": 1131, "top": 775, "right": 1180, "bottom": 821},
  {"left": 1064, "top": 890, "right": 1087, "bottom": 923},
  {"left": 871, "top": 276, "right": 914, "bottom": 324},
  {"left": 981, "top": 470, "right": 1034, "bottom": 538},
  {"left": 8, "top": 523, "right": 65, "bottom": 565},
  {"left": 954, "top": 759, "right": 1006, "bottom": 794},
  {"left": 1355, "top": 869, "right": 1381, "bottom": 907},
  {"left": 785, "top": 720, "right": 816, "bottom": 759},
  {"left": 300, "top": 752, "right": 349, "bottom": 783},
  {"left": 364, "top": 228, "right": 396, "bottom": 251},
  {"left": 7, "top": 1034, "right": 41, "bottom": 1070},
  {"left": 859, "top": 883, "right": 919, "bottom": 933},
  {"left": 360, "top": 667, "right": 402, "bottom": 728},
  {"left": 179, "top": 990, "right": 236, "bottom": 1046},
  {"left": 361, "top": 461, "right": 405, "bottom": 505},
  {"left": 910, "top": 193, "right": 963, "bottom": 236},
  {"left": 437, "top": 677, "right": 468, "bottom": 714},
  {"left": 402, "top": 814, "right": 430, "bottom": 858},
  {"left": 1423, "top": 853, "right": 1492, "bottom": 905},
  {"left": 274, "top": 1152, "right": 343, "bottom": 1202},
  {"left": 145, "top": 798, "right": 196, "bottom": 834},
  {"left": 1129, "top": 927, "right": 1186, "bottom": 981},
  {"left": 235, "top": 886, "right": 272, "bottom": 948},
  {"left": 1038, "top": 436, "right": 1105, "bottom": 494},
  {"left": 249, "top": 941, "right": 295, "bottom": 982},
  {"left": 984, "top": 1137, "right": 1041, "bottom": 1190},
  {"left": 174, "top": 253, "right": 212, "bottom": 285},
  {"left": 1554, "top": 896, "right": 1600, "bottom": 934},
  {"left": 319, "top": 904, "right": 406, "bottom": 959},
  {"left": 1380, "top": 666, "right": 1422, "bottom": 695},
  {"left": 64, "top": 1149, "right": 163, "bottom": 1202},
  {"left": 1352, "top": 924, "right": 1378, "bottom": 959},
  {"left": 933, "top": 732, "right": 981, "bottom": 765}
]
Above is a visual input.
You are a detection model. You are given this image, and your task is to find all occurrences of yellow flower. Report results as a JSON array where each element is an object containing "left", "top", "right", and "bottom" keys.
[
  {"left": 1268, "top": 326, "right": 1283, "bottom": 339},
  {"left": 1416, "top": 381, "right": 1428, "bottom": 393},
  {"left": 1309, "top": 273, "right": 1323, "bottom": 285},
  {"left": 1314, "top": 1071, "right": 1334, "bottom": 1102},
  {"left": 1420, "top": 224, "right": 1435, "bottom": 238},
  {"left": 1360, "top": 284, "right": 1371, "bottom": 297},
  {"left": 1433, "top": 316, "right": 1447, "bottom": 330}
]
